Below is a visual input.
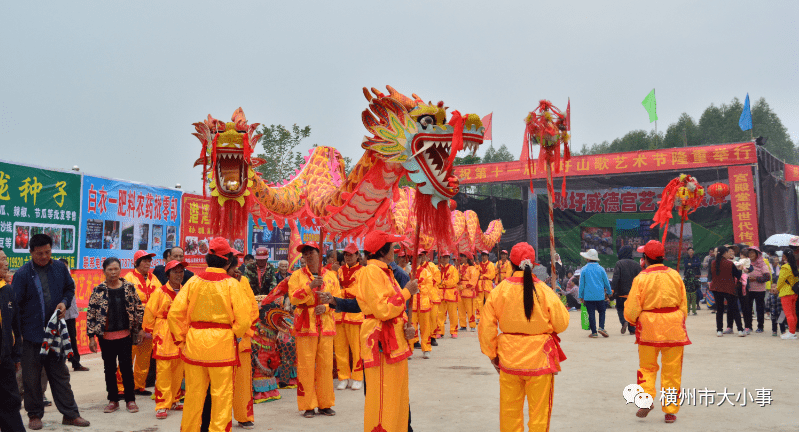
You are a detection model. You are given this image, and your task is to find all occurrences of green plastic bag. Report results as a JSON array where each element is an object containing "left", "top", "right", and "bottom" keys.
[{"left": 581, "top": 304, "right": 590, "bottom": 330}]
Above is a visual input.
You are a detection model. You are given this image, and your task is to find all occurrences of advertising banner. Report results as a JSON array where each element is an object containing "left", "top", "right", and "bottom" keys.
[
  {"left": 457, "top": 142, "right": 756, "bottom": 185},
  {"left": 785, "top": 163, "right": 799, "bottom": 182},
  {"left": 537, "top": 184, "right": 734, "bottom": 271},
  {"left": 78, "top": 175, "right": 181, "bottom": 269},
  {"left": 0, "top": 160, "right": 81, "bottom": 270},
  {"left": 71, "top": 269, "right": 106, "bottom": 355},
  {"left": 728, "top": 165, "right": 760, "bottom": 246},
  {"left": 180, "top": 194, "right": 246, "bottom": 269}
]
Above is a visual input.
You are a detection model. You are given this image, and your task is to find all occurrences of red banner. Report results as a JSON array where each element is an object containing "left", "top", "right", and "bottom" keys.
[
  {"left": 180, "top": 194, "right": 247, "bottom": 271},
  {"left": 728, "top": 166, "right": 759, "bottom": 246},
  {"left": 457, "top": 142, "right": 757, "bottom": 185},
  {"left": 71, "top": 269, "right": 105, "bottom": 355},
  {"left": 785, "top": 164, "right": 799, "bottom": 182}
]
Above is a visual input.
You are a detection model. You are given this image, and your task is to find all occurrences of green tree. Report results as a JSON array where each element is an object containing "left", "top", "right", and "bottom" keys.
[
  {"left": 662, "top": 113, "right": 701, "bottom": 148},
  {"left": 255, "top": 124, "right": 314, "bottom": 184}
]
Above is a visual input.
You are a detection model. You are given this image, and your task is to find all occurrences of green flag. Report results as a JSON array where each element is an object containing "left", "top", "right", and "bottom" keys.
[{"left": 641, "top": 89, "right": 657, "bottom": 123}]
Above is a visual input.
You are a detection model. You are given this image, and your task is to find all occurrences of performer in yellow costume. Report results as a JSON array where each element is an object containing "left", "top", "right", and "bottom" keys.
[
  {"left": 458, "top": 252, "right": 479, "bottom": 331},
  {"left": 478, "top": 242, "right": 569, "bottom": 432},
  {"left": 143, "top": 260, "right": 187, "bottom": 419},
  {"left": 624, "top": 240, "right": 690, "bottom": 424},
  {"left": 120, "top": 250, "right": 161, "bottom": 395},
  {"left": 412, "top": 250, "right": 439, "bottom": 358},
  {"left": 477, "top": 250, "right": 497, "bottom": 312},
  {"left": 167, "top": 238, "right": 251, "bottom": 432},
  {"left": 335, "top": 243, "right": 364, "bottom": 391},
  {"left": 289, "top": 241, "right": 341, "bottom": 418},
  {"left": 437, "top": 252, "right": 460, "bottom": 338},
  {"left": 358, "top": 231, "right": 418, "bottom": 432},
  {"left": 427, "top": 251, "right": 442, "bottom": 344},
  {"left": 495, "top": 250, "right": 513, "bottom": 284},
  {"left": 226, "top": 256, "right": 259, "bottom": 430}
]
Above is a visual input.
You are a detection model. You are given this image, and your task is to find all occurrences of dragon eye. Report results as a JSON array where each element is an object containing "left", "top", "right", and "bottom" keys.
[{"left": 419, "top": 115, "right": 435, "bottom": 128}]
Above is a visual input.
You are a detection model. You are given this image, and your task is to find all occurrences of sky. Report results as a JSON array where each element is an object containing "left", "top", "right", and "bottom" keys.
[{"left": 1, "top": 1, "right": 797, "bottom": 194}]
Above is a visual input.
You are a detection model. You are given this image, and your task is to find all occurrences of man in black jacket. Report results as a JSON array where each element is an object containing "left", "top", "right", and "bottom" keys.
[
  {"left": 0, "top": 254, "right": 25, "bottom": 432},
  {"left": 612, "top": 245, "right": 641, "bottom": 335}
]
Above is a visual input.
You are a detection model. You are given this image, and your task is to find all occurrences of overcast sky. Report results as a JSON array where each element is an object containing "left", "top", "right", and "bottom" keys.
[{"left": 2, "top": 1, "right": 796, "bottom": 193}]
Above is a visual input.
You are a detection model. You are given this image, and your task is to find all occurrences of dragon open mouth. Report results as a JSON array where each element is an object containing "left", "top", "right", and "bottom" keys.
[
  {"left": 411, "top": 132, "right": 483, "bottom": 198},
  {"left": 215, "top": 149, "right": 247, "bottom": 198}
]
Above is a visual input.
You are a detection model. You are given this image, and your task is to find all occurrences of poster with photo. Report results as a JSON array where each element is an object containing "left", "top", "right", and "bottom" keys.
[
  {"left": 0, "top": 160, "right": 82, "bottom": 270},
  {"left": 79, "top": 175, "right": 181, "bottom": 269},
  {"left": 180, "top": 194, "right": 246, "bottom": 268}
]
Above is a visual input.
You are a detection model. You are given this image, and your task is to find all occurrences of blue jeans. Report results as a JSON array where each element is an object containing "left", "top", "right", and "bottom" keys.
[{"left": 584, "top": 300, "right": 607, "bottom": 334}]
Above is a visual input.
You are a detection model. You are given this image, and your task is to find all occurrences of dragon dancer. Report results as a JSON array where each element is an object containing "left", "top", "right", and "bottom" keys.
[
  {"left": 227, "top": 256, "right": 259, "bottom": 430},
  {"left": 477, "top": 250, "right": 497, "bottom": 310},
  {"left": 335, "top": 243, "right": 364, "bottom": 390},
  {"left": 289, "top": 241, "right": 341, "bottom": 418},
  {"left": 412, "top": 250, "right": 439, "bottom": 359},
  {"left": 496, "top": 250, "right": 512, "bottom": 284},
  {"left": 437, "top": 252, "right": 460, "bottom": 338},
  {"left": 624, "top": 240, "right": 691, "bottom": 424},
  {"left": 458, "top": 252, "right": 479, "bottom": 331}
]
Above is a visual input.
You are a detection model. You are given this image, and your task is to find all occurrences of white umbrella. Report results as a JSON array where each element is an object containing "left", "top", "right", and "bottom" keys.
[{"left": 764, "top": 233, "right": 796, "bottom": 247}]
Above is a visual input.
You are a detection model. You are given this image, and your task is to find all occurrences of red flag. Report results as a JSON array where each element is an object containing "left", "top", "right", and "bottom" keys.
[{"left": 481, "top": 113, "right": 493, "bottom": 141}]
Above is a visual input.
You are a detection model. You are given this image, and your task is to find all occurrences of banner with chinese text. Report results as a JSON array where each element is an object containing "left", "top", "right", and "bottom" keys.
[
  {"left": 180, "top": 194, "right": 247, "bottom": 270},
  {"left": 78, "top": 175, "right": 182, "bottom": 269},
  {"left": 0, "top": 160, "right": 81, "bottom": 270},
  {"left": 71, "top": 269, "right": 105, "bottom": 354},
  {"left": 458, "top": 142, "right": 757, "bottom": 185},
  {"left": 728, "top": 166, "right": 760, "bottom": 246},
  {"left": 784, "top": 163, "right": 799, "bottom": 182},
  {"left": 537, "top": 185, "right": 734, "bottom": 271}
]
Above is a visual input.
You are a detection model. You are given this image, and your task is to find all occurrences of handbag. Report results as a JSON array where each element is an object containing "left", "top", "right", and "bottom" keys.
[{"left": 580, "top": 304, "right": 590, "bottom": 330}]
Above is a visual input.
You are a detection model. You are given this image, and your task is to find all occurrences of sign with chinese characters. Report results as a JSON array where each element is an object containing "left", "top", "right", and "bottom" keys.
[
  {"left": 0, "top": 160, "right": 81, "bottom": 270},
  {"left": 78, "top": 175, "right": 182, "bottom": 270},
  {"left": 71, "top": 269, "right": 106, "bottom": 354},
  {"left": 728, "top": 166, "right": 760, "bottom": 246},
  {"left": 180, "top": 194, "right": 246, "bottom": 268},
  {"left": 784, "top": 163, "right": 799, "bottom": 182},
  {"left": 456, "top": 142, "right": 757, "bottom": 184}
]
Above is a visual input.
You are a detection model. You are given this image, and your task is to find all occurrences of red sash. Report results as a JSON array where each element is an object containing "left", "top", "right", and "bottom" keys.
[
  {"left": 190, "top": 322, "right": 232, "bottom": 329},
  {"left": 364, "top": 314, "right": 401, "bottom": 352},
  {"left": 647, "top": 306, "right": 680, "bottom": 313}
]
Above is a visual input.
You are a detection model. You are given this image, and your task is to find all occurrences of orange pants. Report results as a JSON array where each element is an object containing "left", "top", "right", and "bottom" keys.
[
  {"left": 476, "top": 292, "right": 486, "bottom": 317},
  {"left": 233, "top": 351, "right": 254, "bottom": 423},
  {"left": 459, "top": 297, "right": 476, "bottom": 328},
  {"left": 364, "top": 355, "right": 409, "bottom": 432},
  {"left": 430, "top": 303, "right": 440, "bottom": 335},
  {"left": 182, "top": 364, "right": 233, "bottom": 432},
  {"left": 411, "top": 310, "right": 432, "bottom": 352},
  {"left": 334, "top": 323, "right": 363, "bottom": 381},
  {"left": 154, "top": 358, "right": 184, "bottom": 411},
  {"left": 440, "top": 301, "right": 459, "bottom": 335},
  {"left": 637, "top": 345, "right": 684, "bottom": 414},
  {"left": 499, "top": 371, "right": 554, "bottom": 432},
  {"left": 295, "top": 335, "right": 335, "bottom": 411},
  {"left": 117, "top": 338, "right": 153, "bottom": 392}
]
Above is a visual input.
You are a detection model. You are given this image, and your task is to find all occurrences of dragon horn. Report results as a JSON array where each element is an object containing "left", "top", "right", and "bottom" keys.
[
  {"left": 363, "top": 87, "right": 373, "bottom": 102},
  {"left": 232, "top": 107, "right": 246, "bottom": 124},
  {"left": 370, "top": 87, "right": 385, "bottom": 98},
  {"left": 385, "top": 85, "right": 417, "bottom": 110}
]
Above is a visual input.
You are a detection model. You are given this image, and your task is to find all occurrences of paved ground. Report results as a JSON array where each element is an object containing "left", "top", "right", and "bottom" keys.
[{"left": 27, "top": 308, "right": 796, "bottom": 431}]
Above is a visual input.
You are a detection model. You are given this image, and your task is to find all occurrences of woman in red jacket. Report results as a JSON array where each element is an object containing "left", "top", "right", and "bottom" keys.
[{"left": 710, "top": 246, "right": 745, "bottom": 337}]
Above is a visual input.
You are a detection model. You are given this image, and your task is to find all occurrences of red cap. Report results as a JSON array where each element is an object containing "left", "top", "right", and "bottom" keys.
[
  {"left": 133, "top": 250, "right": 156, "bottom": 263},
  {"left": 417, "top": 249, "right": 428, "bottom": 256},
  {"left": 255, "top": 247, "right": 269, "bottom": 259},
  {"left": 363, "top": 231, "right": 406, "bottom": 254},
  {"left": 460, "top": 251, "right": 474, "bottom": 260},
  {"left": 209, "top": 237, "right": 242, "bottom": 258},
  {"left": 510, "top": 243, "right": 536, "bottom": 267},
  {"left": 500, "top": 250, "right": 508, "bottom": 255},
  {"left": 343, "top": 243, "right": 359, "bottom": 255},
  {"left": 296, "top": 241, "right": 321, "bottom": 253},
  {"left": 396, "top": 250, "right": 406, "bottom": 257},
  {"left": 638, "top": 240, "right": 665, "bottom": 260},
  {"left": 439, "top": 250, "right": 451, "bottom": 257},
  {"left": 165, "top": 260, "right": 189, "bottom": 273},
  {"left": 480, "top": 250, "right": 490, "bottom": 255}
]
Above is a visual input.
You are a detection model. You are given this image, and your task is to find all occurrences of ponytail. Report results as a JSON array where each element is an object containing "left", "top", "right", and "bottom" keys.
[
  {"left": 513, "top": 263, "right": 537, "bottom": 321},
  {"left": 784, "top": 248, "right": 799, "bottom": 277},
  {"left": 714, "top": 245, "right": 728, "bottom": 276}
]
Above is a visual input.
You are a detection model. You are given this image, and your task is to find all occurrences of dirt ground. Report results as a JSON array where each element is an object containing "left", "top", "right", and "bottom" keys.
[{"left": 26, "top": 308, "right": 796, "bottom": 431}]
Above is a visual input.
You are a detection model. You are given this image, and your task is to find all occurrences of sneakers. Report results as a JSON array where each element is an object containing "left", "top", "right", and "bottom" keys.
[
  {"left": 755, "top": 328, "right": 764, "bottom": 334},
  {"left": 351, "top": 380, "right": 362, "bottom": 391},
  {"left": 598, "top": 329, "right": 609, "bottom": 337},
  {"left": 738, "top": 330, "right": 746, "bottom": 337},
  {"left": 716, "top": 331, "right": 723, "bottom": 337},
  {"left": 780, "top": 333, "right": 798, "bottom": 340},
  {"left": 62, "top": 416, "right": 91, "bottom": 427},
  {"left": 238, "top": 421, "right": 255, "bottom": 429},
  {"left": 318, "top": 408, "right": 336, "bottom": 416},
  {"left": 621, "top": 322, "right": 628, "bottom": 334},
  {"left": 72, "top": 365, "right": 90, "bottom": 372},
  {"left": 336, "top": 380, "right": 350, "bottom": 390},
  {"left": 723, "top": 328, "right": 733, "bottom": 334},
  {"left": 126, "top": 401, "right": 139, "bottom": 413},
  {"left": 692, "top": 312, "right": 697, "bottom": 315},
  {"left": 636, "top": 405, "right": 653, "bottom": 418},
  {"left": 588, "top": 333, "right": 599, "bottom": 338},
  {"left": 302, "top": 410, "right": 315, "bottom": 418},
  {"left": 772, "top": 331, "right": 778, "bottom": 337},
  {"left": 744, "top": 328, "right": 752, "bottom": 335},
  {"left": 104, "top": 401, "right": 120, "bottom": 413},
  {"left": 665, "top": 413, "right": 677, "bottom": 423},
  {"left": 470, "top": 327, "right": 476, "bottom": 332},
  {"left": 156, "top": 409, "right": 168, "bottom": 419},
  {"left": 459, "top": 327, "right": 467, "bottom": 331},
  {"left": 451, "top": 334, "right": 458, "bottom": 339},
  {"left": 413, "top": 342, "right": 422, "bottom": 349},
  {"left": 430, "top": 338, "right": 438, "bottom": 346},
  {"left": 423, "top": 351, "right": 430, "bottom": 359},
  {"left": 171, "top": 401, "right": 184, "bottom": 411}
]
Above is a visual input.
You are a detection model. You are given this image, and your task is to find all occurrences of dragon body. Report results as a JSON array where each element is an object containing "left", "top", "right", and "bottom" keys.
[{"left": 193, "top": 86, "right": 501, "bottom": 253}]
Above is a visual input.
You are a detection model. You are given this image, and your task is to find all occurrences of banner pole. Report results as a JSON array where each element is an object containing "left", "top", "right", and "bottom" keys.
[{"left": 546, "top": 162, "right": 557, "bottom": 285}]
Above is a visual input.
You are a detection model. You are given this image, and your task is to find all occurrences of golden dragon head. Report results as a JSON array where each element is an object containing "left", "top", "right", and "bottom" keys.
[
  {"left": 192, "top": 108, "right": 265, "bottom": 207},
  {"left": 361, "top": 86, "right": 485, "bottom": 208}
]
